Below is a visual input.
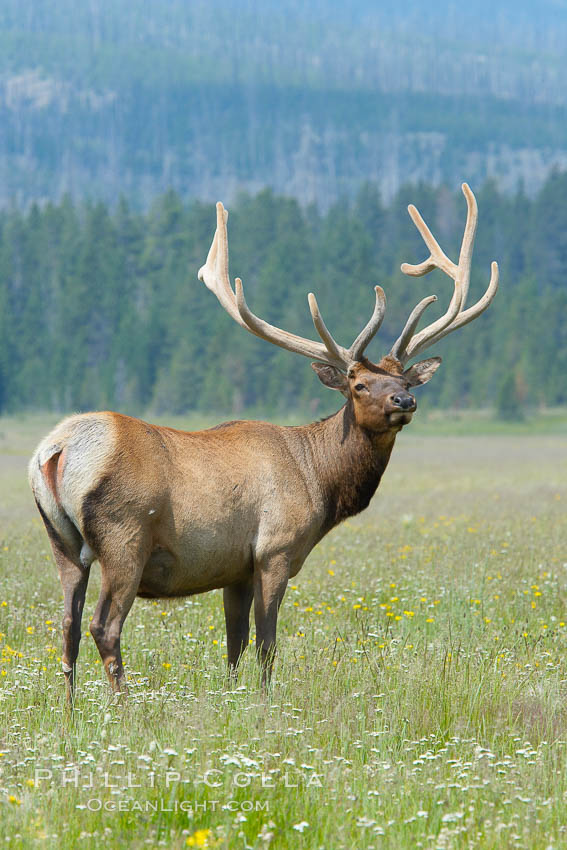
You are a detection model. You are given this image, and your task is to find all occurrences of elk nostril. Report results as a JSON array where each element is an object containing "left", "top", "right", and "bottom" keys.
[{"left": 392, "top": 393, "right": 415, "bottom": 410}]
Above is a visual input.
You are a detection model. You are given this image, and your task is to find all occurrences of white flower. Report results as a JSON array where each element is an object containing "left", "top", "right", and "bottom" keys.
[
  {"left": 293, "top": 822, "right": 309, "bottom": 833},
  {"left": 441, "top": 811, "right": 464, "bottom": 823}
]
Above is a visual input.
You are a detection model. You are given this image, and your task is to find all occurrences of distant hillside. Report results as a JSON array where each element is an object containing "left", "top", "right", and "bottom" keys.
[{"left": 1, "top": 0, "right": 567, "bottom": 207}]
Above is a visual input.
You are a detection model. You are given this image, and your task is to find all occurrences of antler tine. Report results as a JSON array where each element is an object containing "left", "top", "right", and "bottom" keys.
[
  {"left": 234, "top": 279, "right": 349, "bottom": 370},
  {"left": 308, "top": 293, "right": 348, "bottom": 364},
  {"left": 411, "top": 260, "right": 499, "bottom": 355},
  {"left": 392, "top": 183, "right": 496, "bottom": 364},
  {"left": 348, "top": 286, "right": 387, "bottom": 361},
  {"left": 198, "top": 202, "right": 249, "bottom": 330},
  {"left": 401, "top": 205, "right": 458, "bottom": 280},
  {"left": 454, "top": 182, "right": 478, "bottom": 311},
  {"left": 390, "top": 294, "right": 438, "bottom": 362}
]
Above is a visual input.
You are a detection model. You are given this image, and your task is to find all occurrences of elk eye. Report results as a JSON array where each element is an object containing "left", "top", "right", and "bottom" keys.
[{"left": 354, "top": 383, "right": 366, "bottom": 392}]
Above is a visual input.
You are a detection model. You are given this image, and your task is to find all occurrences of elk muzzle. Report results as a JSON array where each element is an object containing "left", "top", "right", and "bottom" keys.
[{"left": 387, "top": 391, "right": 417, "bottom": 425}]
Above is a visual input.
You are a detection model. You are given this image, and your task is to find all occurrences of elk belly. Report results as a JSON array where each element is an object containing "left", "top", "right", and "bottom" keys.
[{"left": 137, "top": 541, "right": 253, "bottom": 598}]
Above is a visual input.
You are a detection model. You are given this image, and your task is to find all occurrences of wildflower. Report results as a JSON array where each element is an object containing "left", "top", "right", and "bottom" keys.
[
  {"left": 186, "top": 828, "right": 213, "bottom": 847},
  {"left": 7, "top": 795, "right": 21, "bottom": 805},
  {"left": 162, "top": 662, "right": 171, "bottom": 669},
  {"left": 26, "top": 626, "right": 34, "bottom": 634},
  {"left": 293, "top": 822, "right": 309, "bottom": 833}
]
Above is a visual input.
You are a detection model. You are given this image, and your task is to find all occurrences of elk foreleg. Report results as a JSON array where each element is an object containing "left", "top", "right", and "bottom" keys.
[
  {"left": 253, "top": 554, "right": 289, "bottom": 687},
  {"left": 224, "top": 579, "right": 254, "bottom": 676}
]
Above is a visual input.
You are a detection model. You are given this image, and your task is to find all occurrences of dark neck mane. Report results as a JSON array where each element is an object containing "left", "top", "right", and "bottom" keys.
[{"left": 300, "top": 402, "right": 398, "bottom": 534}]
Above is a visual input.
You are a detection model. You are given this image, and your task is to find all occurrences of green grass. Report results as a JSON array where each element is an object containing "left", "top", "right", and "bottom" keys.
[{"left": 1, "top": 413, "right": 566, "bottom": 848}]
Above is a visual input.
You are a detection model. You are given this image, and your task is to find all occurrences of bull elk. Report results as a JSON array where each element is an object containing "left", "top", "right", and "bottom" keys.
[{"left": 29, "top": 184, "right": 498, "bottom": 700}]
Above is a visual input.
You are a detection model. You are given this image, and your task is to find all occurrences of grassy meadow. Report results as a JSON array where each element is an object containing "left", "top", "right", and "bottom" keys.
[{"left": 0, "top": 411, "right": 566, "bottom": 849}]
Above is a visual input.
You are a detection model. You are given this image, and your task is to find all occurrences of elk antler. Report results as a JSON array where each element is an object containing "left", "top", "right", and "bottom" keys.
[
  {"left": 390, "top": 184, "right": 499, "bottom": 365},
  {"left": 198, "top": 202, "right": 386, "bottom": 372}
]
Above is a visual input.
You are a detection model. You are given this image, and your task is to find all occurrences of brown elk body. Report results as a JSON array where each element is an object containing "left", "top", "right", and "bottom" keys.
[{"left": 29, "top": 185, "right": 498, "bottom": 699}]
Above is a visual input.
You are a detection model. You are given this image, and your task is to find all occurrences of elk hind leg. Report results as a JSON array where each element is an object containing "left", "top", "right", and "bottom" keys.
[
  {"left": 89, "top": 536, "right": 149, "bottom": 695},
  {"left": 223, "top": 578, "right": 254, "bottom": 676},
  {"left": 57, "top": 552, "right": 91, "bottom": 705}
]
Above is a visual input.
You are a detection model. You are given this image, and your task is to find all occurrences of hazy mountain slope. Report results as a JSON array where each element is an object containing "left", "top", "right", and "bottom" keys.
[{"left": 1, "top": 0, "right": 566, "bottom": 206}]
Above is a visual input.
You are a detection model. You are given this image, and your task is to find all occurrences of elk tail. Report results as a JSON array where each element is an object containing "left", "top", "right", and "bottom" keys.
[{"left": 28, "top": 443, "right": 94, "bottom": 570}]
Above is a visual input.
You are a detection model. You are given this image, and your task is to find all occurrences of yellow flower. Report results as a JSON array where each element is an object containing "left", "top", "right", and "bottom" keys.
[
  {"left": 8, "top": 795, "right": 21, "bottom": 805},
  {"left": 328, "top": 569, "right": 335, "bottom": 576},
  {"left": 26, "top": 779, "right": 35, "bottom": 788},
  {"left": 186, "top": 828, "right": 213, "bottom": 847},
  {"left": 26, "top": 626, "right": 34, "bottom": 634},
  {"left": 426, "top": 618, "right": 435, "bottom": 623},
  {"left": 162, "top": 662, "right": 171, "bottom": 669}
]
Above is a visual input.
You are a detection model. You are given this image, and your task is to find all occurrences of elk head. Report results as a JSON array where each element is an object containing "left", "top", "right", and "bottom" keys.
[{"left": 198, "top": 184, "right": 499, "bottom": 433}]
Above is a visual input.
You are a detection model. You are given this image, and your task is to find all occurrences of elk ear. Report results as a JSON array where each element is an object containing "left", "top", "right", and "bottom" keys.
[
  {"left": 311, "top": 363, "right": 349, "bottom": 396},
  {"left": 403, "top": 356, "right": 442, "bottom": 387}
]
